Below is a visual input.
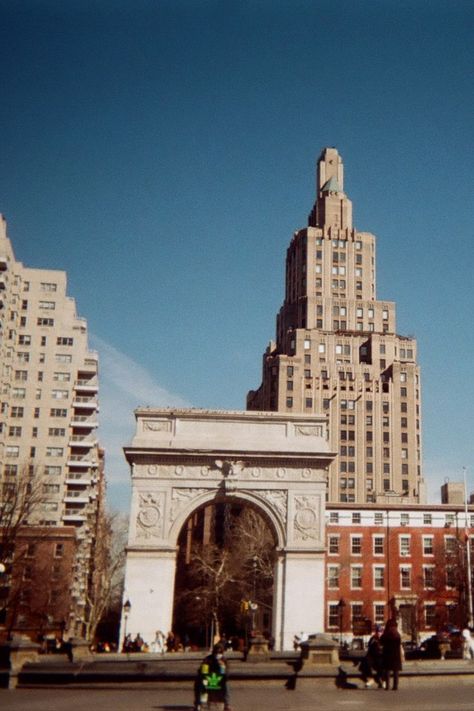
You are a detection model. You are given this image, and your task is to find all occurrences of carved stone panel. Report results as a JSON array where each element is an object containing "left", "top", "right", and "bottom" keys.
[
  {"left": 258, "top": 489, "right": 287, "bottom": 528},
  {"left": 292, "top": 495, "right": 321, "bottom": 543},
  {"left": 136, "top": 491, "right": 165, "bottom": 540},
  {"left": 170, "top": 487, "right": 209, "bottom": 526}
]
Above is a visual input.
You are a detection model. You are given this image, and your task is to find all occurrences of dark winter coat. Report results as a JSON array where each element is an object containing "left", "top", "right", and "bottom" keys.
[{"left": 380, "top": 628, "right": 403, "bottom": 671}]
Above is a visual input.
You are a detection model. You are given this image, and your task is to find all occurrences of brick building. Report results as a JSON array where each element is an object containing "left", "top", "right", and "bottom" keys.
[{"left": 325, "top": 497, "right": 474, "bottom": 642}]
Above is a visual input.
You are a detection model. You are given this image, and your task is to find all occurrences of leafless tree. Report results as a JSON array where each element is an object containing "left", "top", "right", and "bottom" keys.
[{"left": 85, "top": 510, "right": 128, "bottom": 642}]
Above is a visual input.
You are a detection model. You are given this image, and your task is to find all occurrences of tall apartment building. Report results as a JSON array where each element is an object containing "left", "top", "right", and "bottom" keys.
[
  {"left": 0, "top": 214, "right": 103, "bottom": 637},
  {"left": 248, "top": 148, "right": 425, "bottom": 504}
]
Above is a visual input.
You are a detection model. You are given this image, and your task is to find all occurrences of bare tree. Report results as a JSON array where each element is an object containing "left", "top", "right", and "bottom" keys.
[{"left": 85, "top": 510, "right": 128, "bottom": 642}]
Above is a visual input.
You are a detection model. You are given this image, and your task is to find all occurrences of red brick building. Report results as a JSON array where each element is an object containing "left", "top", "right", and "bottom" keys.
[
  {"left": 325, "top": 499, "right": 474, "bottom": 642},
  {"left": 0, "top": 526, "right": 77, "bottom": 643}
]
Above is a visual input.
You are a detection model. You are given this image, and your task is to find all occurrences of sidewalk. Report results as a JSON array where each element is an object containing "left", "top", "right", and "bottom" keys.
[{"left": 13, "top": 651, "right": 474, "bottom": 688}]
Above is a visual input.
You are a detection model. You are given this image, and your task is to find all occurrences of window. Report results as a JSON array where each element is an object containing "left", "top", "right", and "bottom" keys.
[
  {"left": 11, "top": 406, "right": 24, "bottom": 418},
  {"left": 400, "top": 513, "right": 409, "bottom": 526},
  {"left": 46, "top": 447, "right": 63, "bottom": 457},
  {"left": 54, "top": 543, "right": 64, "bottom": 558},
  {"left": 445, "top": 536, "right": 457, "bottom": 555},
  {"left": 286, "top": 366, "right": 294, "bottom": 376},
  {"left": 373, "top": 566, "right": 385, "bottom": 588},
  {"left": 57, "top": 337, "right": 73, "bottom": 346},
  {"left": 446, "top": 567, "right": 456, "bottom": 587},
  {"left": 50, "top": 408, "right": 68, "bottom": 417},
  {"left": 305, "top": 398, "right": 313, "bottom": 408},
  {"left": 382, "top": 309, "right": 389, "bottom": 320},
  {"left": 8, "top": 426, "right": 22, "bottom": 437},
  {"left": 351, "top": 535, "right": 362, "bottom": 555},
  {"left": 373, "top": 536, "right": 384, "bottom": 555},
  {"left": 15, "top": 370, "right": 28, "bottom": 381},
  {"left": 52, "top": 390, "right": 68, "bottom": 400},
  {"left": 351, "top": 566, "right": 362, "bottom": 588},
  {"left": 12, "top": 387, "right": 26, "bottom": 399},
  {"left": 374, "top": 512, "right": 383, "bottom": 525},
  {"left": 53, "top": 372, "right": 71, "bottom": 382},
  {"left": 287, "top": 380, "right": 293, "bottom": 390},
  {"left": 56, "top": 353, "right": 72, "bottom": 363},
  {"left": 40, "top": 282, "right": 57, "bottom": 292},
  {"left": 328, "top": 535, "right": 340, "bottom": 554},
  {"left": 328, "top": 604, "right": 340, "bottom": 628},
  {"left": 304, "top": 339, "right": 311, "bottom": 350},
  {"left": 39, "top": 300, "right": 55, "bottom": 310},
  {"left": 4, "top": 464, "right": 18, "bottom": 477},
  {"left": 17, "top": 352, "right": 30, "bottom": 363},
  {"left": 37, "top": 317, "right": 54, "bottom": 326},
  {"left": 43, "top": 483, "right": 60, "bottom": 494},
  {"left": 352, "top": 512, "right": 361, "bottom": 524},
  {"left": 400, "top": 566, "right": 411, "bottom": 589},
  {"left": 423, "top": 566, "right": 435, "bottom": 589},
  {"left": 374, "top": 604, "right": 385, "bottom": 625},
  {"left": 44, "top": 466, "right": 61, "bottom": 476},
  {"left": 6, "top": 445, "right": 19, "bottom": 458},
  {"left": 423, "top": 536, "right": 434, "bottom": 555},
  {"left": 329, "top": 512, "right": 339, "bottom": 524},
  {"left": 286, "top": 397, "right": 293, "bottom": 408},
  {"left": 425, "top": 604, "right": 436, "bottom": 628},
  {"left": 400, "top": 535, "right": 411, "bottom": 557},
  {"left": 48, "top": 428, "right": 66, "bottom": 437},
  {"left": 328, "top": 565, "right": 340, "bottom": 588}
]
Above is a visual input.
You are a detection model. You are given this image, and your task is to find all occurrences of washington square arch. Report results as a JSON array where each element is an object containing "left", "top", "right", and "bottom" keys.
[{"left": 120, "top": 408, "right": 335, "bottom": 651}]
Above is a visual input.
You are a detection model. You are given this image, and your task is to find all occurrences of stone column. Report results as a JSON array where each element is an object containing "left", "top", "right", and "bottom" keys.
[
  {"left": 280, "top": 551, "right": 325, "bottom": 650},
  {"left": 120, "top": 548, "right": 177, "bottom": 649}
]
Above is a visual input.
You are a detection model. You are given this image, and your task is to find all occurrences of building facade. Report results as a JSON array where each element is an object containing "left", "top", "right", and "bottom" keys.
[
  {"left": 248, "top": 148, "right": 425, "bottom": 504},
  {"left": 324, "top": 500, "right": 474, "bottom": 642},
  {"left": 0, "top": 215, "right": 104, "bottom": 638}
]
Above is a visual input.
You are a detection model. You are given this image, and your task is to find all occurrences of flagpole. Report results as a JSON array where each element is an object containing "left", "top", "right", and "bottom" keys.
[{"left": 463, "top": 467, "right": 473, "bottom": 628}]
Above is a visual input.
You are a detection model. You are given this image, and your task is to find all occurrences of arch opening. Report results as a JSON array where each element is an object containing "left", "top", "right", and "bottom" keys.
[{"left": 172, "top": 497, "right": 278, "bottom": 651}]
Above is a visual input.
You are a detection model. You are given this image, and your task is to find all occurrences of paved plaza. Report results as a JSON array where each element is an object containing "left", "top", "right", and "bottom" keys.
[{"left": 1, "top": 679, "right": 474, "bottom": 711}]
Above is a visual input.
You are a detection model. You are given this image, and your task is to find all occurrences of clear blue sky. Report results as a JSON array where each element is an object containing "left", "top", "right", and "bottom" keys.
[{"left": 1, "top": 1, "right": 473, "bottom": 511}]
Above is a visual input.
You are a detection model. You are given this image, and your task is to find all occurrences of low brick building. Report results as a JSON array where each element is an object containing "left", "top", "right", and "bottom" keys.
[{"left": 325, "top": 496, "right": 474, "bottom": 642}]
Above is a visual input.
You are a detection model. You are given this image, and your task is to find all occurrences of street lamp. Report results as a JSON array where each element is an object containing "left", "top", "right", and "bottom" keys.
[
  {"left": 338, "top": 598, "right": 346, "bottom": 646},
  {"left": 122, "top": 599, "right": 131, "bottom": 648}
]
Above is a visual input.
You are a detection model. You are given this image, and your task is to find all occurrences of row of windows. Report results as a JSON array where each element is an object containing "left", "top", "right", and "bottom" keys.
[
  {"left": 8, "top": 426, "right": 66, "bottom": 437},
  {"left": 4, "top": 464, "right": 62, "bottom": 477},
  {"left": 17, "top": 335, "right": 73, "bottom": 347},
  {"left": 327, "top": 602, "right": 452, "bottom": 629},
  {"left": 327, "top": 533, "right": 442, "bottom": 556},
  {"left": 327, "top": 563, "right": 461, "bottom": 590},
  {"left": 328, "top": 511, "right": 472, "bottom": 527},
  {"left": 315, "top": 238, "right": 364, "bottom": 249},
  {"left": 5, "top": 445, "right": 64, "bottom": 457}
]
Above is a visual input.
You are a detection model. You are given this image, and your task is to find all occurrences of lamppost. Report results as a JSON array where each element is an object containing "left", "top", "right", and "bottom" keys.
[
  {"left": 338, "top": 598, "right": 346, "bottom": 646},
  {"left": 122, "top": 599, "right": 131, "bottom": 650},
  {"left": 251, "top": 555, "right": 258, "bottom": 633}
]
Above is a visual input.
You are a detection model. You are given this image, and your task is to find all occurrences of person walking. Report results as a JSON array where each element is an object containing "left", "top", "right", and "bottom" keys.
[
  {"left": 360, "top": 625, "right": 384, "bottom": 688},
  {"left": 194, "top": 642, "right": 232, "bottom": 711},
  {"left": 462, "top": 626, "right": 474, "bottom": 660},
  {"left": 380, "top": 618, "right": 403, "bottom": 691}
]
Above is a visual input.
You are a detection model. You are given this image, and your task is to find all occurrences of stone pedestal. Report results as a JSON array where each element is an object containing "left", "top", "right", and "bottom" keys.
[
  {"left": 69, "top": 637, "right": 93, "bottom": 662},
  {"left": 246, "top": 634, "right": 270, "bottom": 662},
  {"left": 301, "top": 634, "right": 339, "bottom": 666},
  {"left": 0, "top": 635, "right": 40, "bottom": 688}
]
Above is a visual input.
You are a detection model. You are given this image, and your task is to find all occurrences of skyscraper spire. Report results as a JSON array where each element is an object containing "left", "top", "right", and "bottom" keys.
[{"left": 248, "top": 149, "right": 425, "bottom": 504}]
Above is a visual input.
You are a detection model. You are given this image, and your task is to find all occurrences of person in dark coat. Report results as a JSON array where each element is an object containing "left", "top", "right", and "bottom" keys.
[
  {"left": 380, "top": 618, "right": 403, "bottom": 690},
  {"left": 193, "top": 643, "right": 232, "bottom": 711},
  {"left": 360, "top": 625, "right": 384, "bottom": 687}
]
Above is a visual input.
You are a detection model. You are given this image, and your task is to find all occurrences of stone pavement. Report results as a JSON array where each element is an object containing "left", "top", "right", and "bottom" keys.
[{"left": 1, "top": 677, "right": 474, "bottom": 711}]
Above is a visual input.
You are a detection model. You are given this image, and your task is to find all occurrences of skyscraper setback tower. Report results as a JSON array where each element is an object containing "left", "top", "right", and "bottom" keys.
[{"left": 247, "top": 148, "right": 425, "bottom": 504}]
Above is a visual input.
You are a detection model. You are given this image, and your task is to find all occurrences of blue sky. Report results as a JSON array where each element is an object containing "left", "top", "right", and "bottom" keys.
[{"left": 0, "top": 1, "right": 473, "bottom": 511}]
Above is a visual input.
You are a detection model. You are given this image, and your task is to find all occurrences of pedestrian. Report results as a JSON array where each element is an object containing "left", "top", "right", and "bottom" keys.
[
  {"left": 151, "top": 630, "right": 166, "bottom": 654},
  {"left": 380, "top": 618, "right": 403, "bottom": 691},
  {"left": 462, "top": 625, "right": 474, "bottom": 660},
  {"left": 194, "top": 642, "right": 232, "bottom": 711},
  {"left": 360, "top": 625, "right": 383, "bottom": 688}
]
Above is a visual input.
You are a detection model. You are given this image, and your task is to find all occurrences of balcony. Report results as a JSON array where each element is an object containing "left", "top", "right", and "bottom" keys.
[
  {"left": 70, "top": 415, "right": 98, "bottom": 428},
  {"left": 63, "top": 512, "right": 87, "bottom": 523},
  {"left": 75, "top": 378, "right": 98, "bottom": 393},
  {"left": 65, "top": 475, "right": 92, "bottom": 486},
  {"left": 64, "top": 492, "right": 90, "bottom": 504},
  {"left": 67, "top": 455, "right": 97, "bottom": 468},
  {"left": 72, "top": 396, "right": 98, "bottom": 408},
  {"left": 69, "top": 435, "right": 97, "bottom": 448}
]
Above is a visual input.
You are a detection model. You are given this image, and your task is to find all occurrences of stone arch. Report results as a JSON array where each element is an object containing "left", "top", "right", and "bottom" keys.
[
  {"left": 121, "top": 408, "right": 335, "bottom": 650},
  {"left": 168, "top": 488, "right": 286, "bottom": 550}
]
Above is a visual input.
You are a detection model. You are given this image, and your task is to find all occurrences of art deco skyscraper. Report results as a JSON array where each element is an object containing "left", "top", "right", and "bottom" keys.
[{"left": 248, "top": 148, "right": 425, "bottom": 504}]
